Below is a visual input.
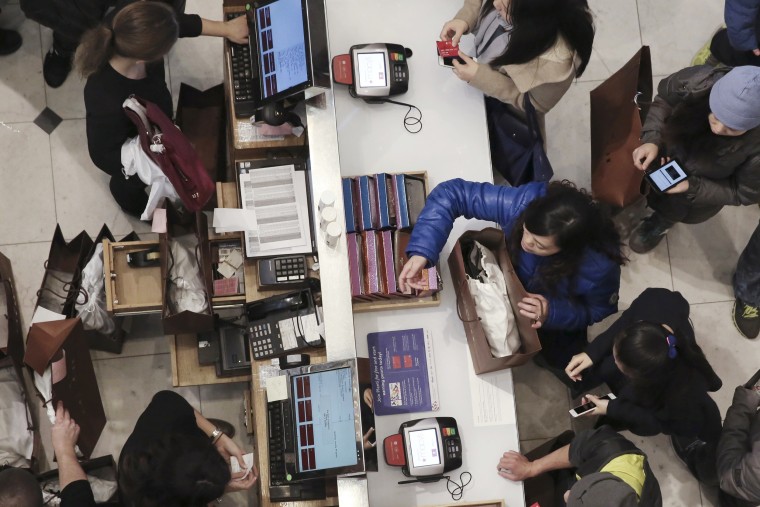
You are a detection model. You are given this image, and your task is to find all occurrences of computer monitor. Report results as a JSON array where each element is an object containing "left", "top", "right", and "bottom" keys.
[
  {"left": 284, "top": 359, "right": 365, "bottom": 480},
  {"left": 252, "top": 0, "right": 329, "bottom": 105}
]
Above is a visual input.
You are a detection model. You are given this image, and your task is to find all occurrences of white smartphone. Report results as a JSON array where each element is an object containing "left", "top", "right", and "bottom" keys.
[{"left": 569, "top": 393, "right": 616, "bottom": 418}]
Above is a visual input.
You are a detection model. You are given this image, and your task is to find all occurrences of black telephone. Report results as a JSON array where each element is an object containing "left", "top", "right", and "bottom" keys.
[{"left": 245, "top": 289, "right": 322, "bottom": 360}]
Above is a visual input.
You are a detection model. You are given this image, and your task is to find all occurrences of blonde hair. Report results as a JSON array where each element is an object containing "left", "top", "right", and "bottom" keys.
[{"left": 75, "top": 1, "right": 179, "bottom": 77}]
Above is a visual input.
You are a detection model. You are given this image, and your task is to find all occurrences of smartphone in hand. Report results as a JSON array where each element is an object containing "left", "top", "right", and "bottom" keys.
[
  {"left": 569, "top": 393, "right": 616, "bottom": 417},
  {"left": 437, "top": 40, "right": 464, "bottom": 68}
]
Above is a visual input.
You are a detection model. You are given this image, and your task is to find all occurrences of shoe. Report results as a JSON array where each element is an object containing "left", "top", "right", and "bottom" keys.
[
  {"left": 208, "top": 418, "right": 236, "bottom": 439},
  {"left": 733, "top": 299, "right": 760, "bottom": 339},
  {"left": 670, "top": 435, "right": 703, "bottom": 477},
  {"left": 628, "top": 213, "right": 672, "bottom": 254},
  {"left": 43, "top": 47, "right": 72, "bottom": 88},
  {"left": 0, "top": 28, "right": 21, "bottom": 56}
]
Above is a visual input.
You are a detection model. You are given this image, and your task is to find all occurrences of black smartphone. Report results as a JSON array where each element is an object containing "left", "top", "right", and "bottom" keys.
[
  {"left": 744, "top": 369, "right": 760, "bottom": 390},
  {"left": 645, "top": 159, "right": 688, "bottom": 193},
  {"left": 569, "top": 393, "right": 616, "bottom": 417}
]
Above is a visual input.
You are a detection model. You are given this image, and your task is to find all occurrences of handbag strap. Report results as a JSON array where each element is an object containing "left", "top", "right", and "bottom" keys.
[
  {"left": 455, "top": 277, "right": 481, "bottom": 323},
  {"left": 521, "top": 92, "right": 544, "bottom": 145}
]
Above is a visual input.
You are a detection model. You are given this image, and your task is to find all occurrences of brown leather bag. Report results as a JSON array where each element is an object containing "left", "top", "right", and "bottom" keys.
[
  {"left": 590, "top": 46, "right": 653, "bottom": 208},
  {"left": 448, "top": 228, "right": 542, "bottom": 374}
]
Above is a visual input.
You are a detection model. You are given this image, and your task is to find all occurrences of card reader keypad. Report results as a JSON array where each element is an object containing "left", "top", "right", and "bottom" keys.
[
  {"left": 250, "top": 323, "right": 278, "bottom": 359},
  {"left": 442, "top": 427, "right": 461, "bottom": 460}
]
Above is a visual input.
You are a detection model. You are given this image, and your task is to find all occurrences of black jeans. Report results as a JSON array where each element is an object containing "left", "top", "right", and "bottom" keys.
[
  {"left": 109, "top": 173, "right": 147, "bottom": 218},
  {"left": 646, "top": 190, "right": 723, "bottom": 225},
  {"left": 711, "top": 28, "right": 760, "bottom": 67},
  {"left": 734, "top": 219, "right": 760, "bottom": 307}
]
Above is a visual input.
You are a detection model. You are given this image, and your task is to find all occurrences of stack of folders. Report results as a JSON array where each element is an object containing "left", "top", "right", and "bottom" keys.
[{"left": 342, "top": 173, "right": 442, "bottom": 302}]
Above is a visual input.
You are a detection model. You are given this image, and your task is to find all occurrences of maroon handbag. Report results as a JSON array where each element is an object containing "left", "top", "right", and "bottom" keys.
[{"left": 123, "top": 96, "right": 214, "bottom": 212}]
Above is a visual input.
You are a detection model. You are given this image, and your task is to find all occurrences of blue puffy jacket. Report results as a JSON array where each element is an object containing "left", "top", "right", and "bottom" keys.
[
  {"left": 406, "top": 179, "right": 621, "bottom": 331},
  {"left": 726, "top": 0, "right": 760, "bottom": 51}
]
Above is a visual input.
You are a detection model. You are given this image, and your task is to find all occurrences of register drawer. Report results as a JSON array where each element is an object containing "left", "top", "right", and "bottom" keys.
[{"left": 103, "top": 239, "right": 162, "bottom": 315}]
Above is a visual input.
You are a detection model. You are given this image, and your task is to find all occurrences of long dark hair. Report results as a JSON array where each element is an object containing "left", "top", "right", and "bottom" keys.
[
  {"left": 489, "top": 0, "right": 594, "bottom": 77},
  {"left": 661, "top": 91, "right": 741, "bottom": 164},
  {"left": 508, "top": 181, "right": 626, "bottom": 293},
  {"left": 75, "top": 1, "right": 179, "bottom": 77},
  {"left": 613, "top": 321, "right": 721, "bottom": 404},
  {"left": 119, "top": 432, "right": 230, "bottom": 507}
]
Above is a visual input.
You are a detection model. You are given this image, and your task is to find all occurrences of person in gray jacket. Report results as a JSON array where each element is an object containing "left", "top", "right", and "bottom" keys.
[{"left": 718, "top": 369, "right": 760, "bottom": 507}]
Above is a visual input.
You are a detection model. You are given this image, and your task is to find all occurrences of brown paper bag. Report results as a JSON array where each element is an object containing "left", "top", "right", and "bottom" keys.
[
  {"left": 590, "top": 47, "right": 653, "bottom": 208},
  {"left": 24, "top": 317, "right": 106, "bottom": 458},
  {"left": 448, "top": 228, "right": 542, "bottom": 374}
]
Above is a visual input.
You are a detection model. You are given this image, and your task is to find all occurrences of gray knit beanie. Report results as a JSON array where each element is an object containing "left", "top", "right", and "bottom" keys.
[{"left": 709, "top": 66, "right": 760, "bottom": 131}]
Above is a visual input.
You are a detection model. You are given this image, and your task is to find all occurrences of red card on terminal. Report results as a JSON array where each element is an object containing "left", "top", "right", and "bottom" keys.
[{"left": 436, "top": 40, "right": 459, "bottom": 58}]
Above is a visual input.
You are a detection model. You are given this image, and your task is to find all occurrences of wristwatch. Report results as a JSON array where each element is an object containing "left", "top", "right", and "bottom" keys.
[{"left": 210, "top": 427, "right": 224, "bottom": 444}]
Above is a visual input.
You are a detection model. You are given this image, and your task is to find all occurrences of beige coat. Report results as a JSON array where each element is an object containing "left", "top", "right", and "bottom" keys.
[{"left": 454, "top": 0, "right": 579, "bottom": 115}]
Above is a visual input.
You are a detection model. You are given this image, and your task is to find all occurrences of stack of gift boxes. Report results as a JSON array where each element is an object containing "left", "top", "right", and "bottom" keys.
[{"left": 342, "top": 172, "right": 442, "bottom": 302}]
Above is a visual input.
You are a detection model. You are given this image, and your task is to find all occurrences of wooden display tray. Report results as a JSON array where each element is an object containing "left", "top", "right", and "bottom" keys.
[
  {"left": 249, "top": 350, "right": 337, "bottom": 507},
  {"left": 346, "top": 171, "right": 441, "bottom": 313},
  {"left": 103, "top": 239, "right": 162, "bottom": 315},
  {"left": 169, "top": 333, "right": 250, "bottom": 387}
]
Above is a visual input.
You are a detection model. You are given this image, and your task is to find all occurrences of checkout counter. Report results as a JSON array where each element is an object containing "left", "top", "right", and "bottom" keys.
[{"left": 202, "top": 0, "right": 526, "bottom": 505}]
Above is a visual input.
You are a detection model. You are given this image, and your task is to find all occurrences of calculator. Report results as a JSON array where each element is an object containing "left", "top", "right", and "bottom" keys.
[
  {"left": 248, "top": 321, "right": 278, "bottom": 359},
  {"left": 258, "top": 255, "right": 308, "bottom": 289}
]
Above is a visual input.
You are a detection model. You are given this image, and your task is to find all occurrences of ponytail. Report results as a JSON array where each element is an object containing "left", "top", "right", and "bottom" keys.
[
  {"left": 75, "top": 24, "right": 116, "bottom": 78},
  {"left": 75, "top": 1, "right": 178, "bottom": 78}
]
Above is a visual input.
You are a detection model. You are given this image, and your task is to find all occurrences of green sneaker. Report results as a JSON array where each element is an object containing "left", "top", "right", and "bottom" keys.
[{"left": 733, "top": 299, "right": 760, "bottom": 339}]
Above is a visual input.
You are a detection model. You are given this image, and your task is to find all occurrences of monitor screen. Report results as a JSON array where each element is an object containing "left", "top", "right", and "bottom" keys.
[
  {"left": 255, "top": 0, "right": 309, "bottom": 99},
  {"left": 356, "top": 52, "right": 387, "bottom": 88},
  {"left": 408, "top": 428, "right": 441, "bottom": 468},
  {"left": 291, "top": 367, "right": 358, "bottom": 472}
]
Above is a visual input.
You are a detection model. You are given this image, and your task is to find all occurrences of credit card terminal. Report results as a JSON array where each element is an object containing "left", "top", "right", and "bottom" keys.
[
  {"left": 332, "top": 43, "right": 411, "bottom": 100},
  {"left": 383, "top": 417, "right": 462, "bottom": 479}
]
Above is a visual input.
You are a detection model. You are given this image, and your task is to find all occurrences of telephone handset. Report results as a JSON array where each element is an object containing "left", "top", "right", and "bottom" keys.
[{"left": 245, "top": 289, "right": 321, "bottom": 360}]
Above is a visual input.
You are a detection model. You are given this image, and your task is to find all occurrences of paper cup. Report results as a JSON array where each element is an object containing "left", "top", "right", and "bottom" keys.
[
  {"left": 325, "top": 222, "right": 341, "bottom": 247},
  {"left": 318, "top": 190, "right": 336, "bottom": 212},
  {"left": 319, "top": 206, "right": 337, "bottom": 230}
]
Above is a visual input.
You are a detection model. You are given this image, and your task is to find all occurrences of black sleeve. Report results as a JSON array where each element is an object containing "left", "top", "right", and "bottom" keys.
[
  {"left": 179, "top": 13, "right": 203, "bottom": 38},
  {"left": 606, "top": 397, "right": 664, "bottom": 436},
  {"left": 86, "top": 111, "right": 131, "bottom": 175},
  {"left": 60, "top": 479, "right": 96, "bottom": 507}
]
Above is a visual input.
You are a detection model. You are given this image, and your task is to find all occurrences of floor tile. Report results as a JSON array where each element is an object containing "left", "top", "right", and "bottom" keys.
[
  {"left": 545, "top": 79, "right": 600, "bottom": 191},
  {"left": 579, "top": 0, "right": 642, "bottom": 83},
  {"left": 620, "top": 431, "right": 703, "bottom": 506},
  {"left": 637, "top": 0, "right": 723, "bottom": 76},
  {"left": 49, "top": 119, "right": 151, "bottom": 239},
  {"left": 83, "top": 354, "right": 200, "bottom": 469},
  {"left": 0, "top": 17, "right": 44, "bottom": 123},
  {"left": 519, "top": 437, "right": 552, "bottom": 455},
  {"left": 513, "top": 360, "right": 573, "bottom": 441},
  {"left": 0, "top": 241, "right": 51, "bottom": 331},
  {"left": 668, "top": 205, "right": 760, "bottom": 305},
  {"left": 168, "top": 0, "right": 225, "bottom": 110},
  {"left": 40, "top": 27, "right": 87, "bottom": 120},
  {"left": 689, "top": 301, "right": 760, "bottom": 417},
  {"left": 0, "top": 122, "right": 57, "bottom": 245}
]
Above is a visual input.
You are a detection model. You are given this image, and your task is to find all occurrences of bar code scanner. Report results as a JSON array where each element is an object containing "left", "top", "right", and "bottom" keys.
[
  {"left": 332, "top": 43, "right": 421, "bottom": 133},
  {"left": 383, "top": 417, "right": 462, "bottom": 482}
]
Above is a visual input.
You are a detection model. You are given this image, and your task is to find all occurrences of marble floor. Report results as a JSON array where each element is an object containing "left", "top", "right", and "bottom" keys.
[{"left": 0, "top": 0, "right": 755, "bottom": 505}]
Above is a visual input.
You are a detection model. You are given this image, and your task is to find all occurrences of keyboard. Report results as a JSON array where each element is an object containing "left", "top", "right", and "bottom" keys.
[
  {"left": 266, "top": 400, "right": 326, "bottom": 502},
  {"left": 226, "top": 11, "right": 259, "bottom": 118}
]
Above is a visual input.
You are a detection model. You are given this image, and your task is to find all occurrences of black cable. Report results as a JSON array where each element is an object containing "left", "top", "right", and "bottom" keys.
[
  {"left": 347, "top": 88, "right": 422, "bottom": 134},
  {"left": 445, "top": 471, "right": 472, "bottom": 501}
]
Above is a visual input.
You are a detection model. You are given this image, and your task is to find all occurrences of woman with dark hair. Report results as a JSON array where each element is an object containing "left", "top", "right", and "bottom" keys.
[
  {"left": 76, "top": 1, "right": 248, "bottom": 217},
  {"left": 565, "top": 288, "right": 723, "bottom": 485},
  {"left": 118, "top": 391, "right": 257, "bottom": 507},
  {"left": 400, "top": 179, "right": 625, "bottom": 385},
  {"left": 439, "top": 0, "right": 594, "bottom": 117}
]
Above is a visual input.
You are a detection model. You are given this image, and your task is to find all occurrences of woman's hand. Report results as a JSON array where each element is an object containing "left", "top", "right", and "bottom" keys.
[
  {"left": 565, "top": 353, "right": 593, "bottom": 382},
  {"left": 581, "top": 394, "right": 609, "bottom": 416},
  {"left": 215, "top": 434, "right": 246, "bottom": 470},
  {"left": 224, "top": 15, "right": 249, "bottom": 44},
  {"left": 225, "top": 466, "right": 258, "bottom": 492},
  {"left": 52, "top": 401, "right": 80, "bottom": 457},
  {"left": 632, "top": 143, "right": 659, "bottom": 171},
  {"left": 517, "top": 293, "right": 549, "bottom": 328},
  {"left": 452, "top": 52, "right": 479, "bottom": 83},
  {"left": 363, "top": 387, "right": 374, "bottom": 412},
  {"left": 398, "top": 255, "right": 429, "bottom": 293},
  {"left": 497, "top": 451, "right": 534, "bottom": 481},
  {"left": 440, "top": 19, "right": 469, "bottom": 46}
]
